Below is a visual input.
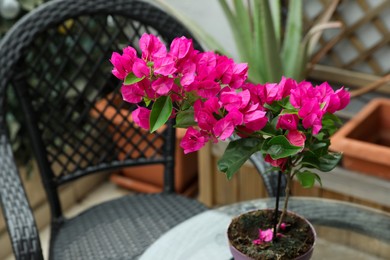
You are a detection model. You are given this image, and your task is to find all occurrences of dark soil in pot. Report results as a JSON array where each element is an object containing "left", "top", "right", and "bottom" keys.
[{"left": 228, "top": 209, "right": 315, "bottom": 260}]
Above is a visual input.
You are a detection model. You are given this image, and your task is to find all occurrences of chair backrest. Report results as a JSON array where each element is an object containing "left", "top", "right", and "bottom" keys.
[{"left": 0, "top": 0, "right": 202, "bottom": 218}]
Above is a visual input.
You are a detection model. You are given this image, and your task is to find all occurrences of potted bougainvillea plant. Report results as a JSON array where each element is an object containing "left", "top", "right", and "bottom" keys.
[{"left": 110, "top": 34, "right": 350, "bottom": 260}]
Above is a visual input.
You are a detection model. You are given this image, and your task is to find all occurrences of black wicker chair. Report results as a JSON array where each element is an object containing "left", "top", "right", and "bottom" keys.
[{"left": 0, "top": 0, "right": 208, "bottom": 259}]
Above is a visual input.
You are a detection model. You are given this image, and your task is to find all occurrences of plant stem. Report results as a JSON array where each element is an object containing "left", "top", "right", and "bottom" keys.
[
  {"left": 272, "top": 170, "right": 282, "bottom": 242},
  {"left": 277, "top": 171, "right": 291, "bottom": 232}
]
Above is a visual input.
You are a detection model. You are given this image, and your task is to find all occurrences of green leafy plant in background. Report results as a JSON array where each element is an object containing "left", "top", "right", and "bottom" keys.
[{"left": 157, "top": 0, "right": 341, "bottom": 83}]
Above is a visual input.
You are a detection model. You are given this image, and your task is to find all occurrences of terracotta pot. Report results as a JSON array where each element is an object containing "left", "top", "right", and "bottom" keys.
[
  {"left": 91, "top": 93, "right": 198, "bottom": 195},
  {"left": 228, "top": 209, "right": 316, "bottom": 260},
  {"left": 330, "top": 98, "right": 390, "bottom": 180}
]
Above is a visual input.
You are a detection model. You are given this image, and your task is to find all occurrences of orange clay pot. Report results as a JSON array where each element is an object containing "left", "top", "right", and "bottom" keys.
[{"left": 330, "top": 98, "right": 390, "bottom": 180}]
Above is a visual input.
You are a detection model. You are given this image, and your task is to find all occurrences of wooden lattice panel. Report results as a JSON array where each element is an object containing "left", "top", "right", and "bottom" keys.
[{"left": 304, "top": 0, "right": 390, "bottom": 84}]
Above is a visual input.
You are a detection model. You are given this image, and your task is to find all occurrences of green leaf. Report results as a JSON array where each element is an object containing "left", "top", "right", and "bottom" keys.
[
  {"left": 281, "top": 0, "right": 304, "bottom": 80},
  {"left": 259, "top": 122, "right": 278, "bottom": 138},
  {"left": 253, "top": 0, "right": 283, "bottom": 82},
  {"left": 175, "top": 108, "right": 196, "bottom": 128},
  {"left": 301, "top": 151, "right": 342, "bottom": 172},
  {"left": 322, "top": 113, "right": 342, "bottom": 135},
  {"left": 218, "top": 138, "right": 263, "bottom": 179},
  {"left": 233, "top": 0, "right": 252, "bottom": 60},
  {"left": 309, "top": 140, "right": 330, "bottom": 157},
  {"left": 296, "top": 170, "right": 322, "bottom": 188},
  {"left": 181, "top": 92, "right": 199, "bottom": 110},
  {"left": 149, "top": 96, "right": 173, "bottom": 132},
  {"left": 219, "top": 0, "right": 250, "bottom": 63},
  {"left": 143, "top": 97, "right": 152, "bottom": 107},
  {"left": 268, "top": 0, "right": 281, "bottom": 46},
  {"left": 124, "top": 73, "right": 144, "bottom": 85},
  {"left": 280, "top": 109, "right": 298, "bottom": 115},
  {"left": 263, "top": 135, "right": 302, "bottom": 159},
  {"left": 264, "top": 102, "right": 282, "bottom": 113},
  {"left": 278, "top": 97, "right": 295, "bottom": 110}
]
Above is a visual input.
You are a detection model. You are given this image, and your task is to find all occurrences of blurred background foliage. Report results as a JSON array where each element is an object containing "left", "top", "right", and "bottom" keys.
[{"left": 0, "top": 0, "right": 46, "bottom": 37}]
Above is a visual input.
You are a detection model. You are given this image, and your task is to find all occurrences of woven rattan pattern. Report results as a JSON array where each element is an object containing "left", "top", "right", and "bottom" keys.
[
  {"left": 0, "top": 0, "right": 207, "bottom": 259},
  {"left": 0, "top": 135, "right": 42, "bottom": 258},
  {"left": 51, "top": 194, "right": 205, "bottom": 259}
]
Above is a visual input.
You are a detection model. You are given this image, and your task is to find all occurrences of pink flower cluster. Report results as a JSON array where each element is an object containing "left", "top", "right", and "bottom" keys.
[{"left": 110, "top": 34, "right": 350, "bottom": 165}]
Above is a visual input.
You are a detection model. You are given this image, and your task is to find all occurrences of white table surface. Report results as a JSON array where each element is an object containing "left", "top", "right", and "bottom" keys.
[
  {"left": 140, "top": 198, "right": 390, "bottom": 260},
  {"left": 140, "top": 211, "right": 233, "bottom": 260}
]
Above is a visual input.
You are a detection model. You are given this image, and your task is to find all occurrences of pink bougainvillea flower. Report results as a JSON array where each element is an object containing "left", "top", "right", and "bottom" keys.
[
  {"left": 195, "top": 97, "right": 220, "bottom": 116},
  {"left": 242, "top": 104, "right": 267, "bottom": 131},
  {"left": 252, "top": 228, "right": 274, "bottom": 245},
  {"left": 169, "top": 36, "right": 194, "bottom": 60},
  {"left": 195, "top": 51, "right": 217, "bottom": 77},
  {"left": 110, "top": 46, "right": 137, "bottom": 80},
  {"left": 316, "top": 82, "right": 334, "bottom": 100},
  {"left": 260, "top": 83, "right": 280, "bottom": 104},
  {"left": 213, "top": 109, "right": 243, "bottom": 141},
  {"left": 277, "top": 76, "right": 297, "bottom": 100},
  {"left": 139, "top": 33, "right": 167, "bottom": 61},
  {"left": 153, "top": 56, "right": 177, "bottom": 76},
  {"left": 303, "top": 114, "right": 322, "bottom": 135},
  {"left": 265, "top": 155, "right": 288, "bottom": 170},
  {"left": 132, "top": 58, "right": 149, "bottom": 78},
  {"left": 212, "top": 120, "right": 235, "bottom": 141},
  {"left": 220, "top": 89, "right": 250, "bottom": 111},
  {"left": 290, "top": 81, "right": 311, "bottom": 109},
  {"left": 151, "top": 77, "right": 174, "bottom": 95},
  {"left": 195, "top": 109, "right": 218, "bottom": 132},
  {"left": 180, "top": 60, "right": 197, "bottom": 87},
  {"left": 335, "top": 87, "right": 350, "bottom": 111},
  {"left": 132, "top": 107, "right": 151, "bottom": 130},
  {"left": 298, "top": 99, "right": 321, "bottom": 119},
  {"left": 215, "top": 55, "right": 233, "bottom": 84},
  {"left": 323, "top": 93, "right": 339, "bottom": 114},
  {"left": 180, "top": 127, "right": 209, "bottom": 154},
  {"left": 121, "top": 83, "right": 144, "bottom": 104},
  {"left": 276, "top": 113, "right": 299, "bottom": 130},
  {"left": 229, "top": 62, "right": 248, "bottom": 89},
  {"left": 286, "top": 130, "right": 306, "bottom": 149},
  {"left": 191, "top": 80, "right": 221, "bottom": 99},
  {"left": 243, "top": 82, "right": 263, "bottom": 104},
  {"left": 298, "top": 100, "right": 324, "bottom": 134},
  {"left": 193, "top": 98, "right": 220, "bottom": 131}
]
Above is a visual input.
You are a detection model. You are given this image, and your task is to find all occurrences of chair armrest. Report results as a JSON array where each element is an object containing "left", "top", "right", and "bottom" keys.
[{"left": 0, "top": 134, "right": 43, "bottom": 260}]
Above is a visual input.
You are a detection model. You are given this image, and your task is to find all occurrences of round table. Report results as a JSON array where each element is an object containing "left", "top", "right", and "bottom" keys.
[{"left": 140, "top": 197, "right": 390, "bottom": 260}]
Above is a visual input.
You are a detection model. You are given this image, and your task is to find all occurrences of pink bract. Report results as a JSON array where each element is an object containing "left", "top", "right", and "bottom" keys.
[
  {"left": 153, "top": 56, "right": 177, "bottom": 76},
  {"left": 121, "top": 83, "right": 144, "bottom": 104},
  {"left": 286, "top": 130, "right": 306, "bottom": 149},
  {"left": 132, "top": 107, "right": 151, "bottom": 130},
  {"left": 139, "top": 33, "right": 167, "bottom": 61},
  {"left": 276, "top": 113, "right": 299, "bottom": 131},
  {"left": 265, "top": 155, "right": 288, "bottom": 170},
  {"left": 180, "top": 127, "right": 209, "bottom": 154},
  {"left": 151, "top": 77, "right": 174, "bottom": 95},
  {"left": 253, "top": 228, "right": 274, "bottom": 245},
  {"left": 169, "top": 36, "right": 194, "bottom": 60},
  {"left": 213, "top": 109, "right": 244, "bottom": 141},
  {"left": 110, "top": 47, "right": 137, "bottom": 80},
  {"left": 132, "top": 58, "right": 149, "bottom": 78}
]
